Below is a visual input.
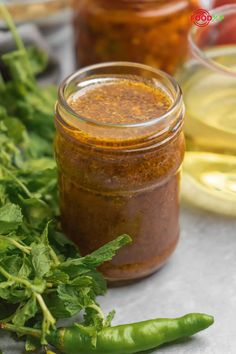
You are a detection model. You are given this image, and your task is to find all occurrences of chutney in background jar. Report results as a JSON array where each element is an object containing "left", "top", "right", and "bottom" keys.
[
  {"left": 55, "top": 62, "right": 185, "bottom": 283},
  {"left": 73, "top": 0, "right": 198, "bottom": 74}
]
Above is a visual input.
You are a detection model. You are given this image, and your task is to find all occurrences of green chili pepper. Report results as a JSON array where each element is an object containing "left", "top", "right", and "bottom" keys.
[{"left": 1, "top": 313, "right": 214, "bottom": 354}]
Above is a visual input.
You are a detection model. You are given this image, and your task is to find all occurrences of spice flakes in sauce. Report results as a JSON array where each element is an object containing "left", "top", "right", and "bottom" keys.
[
  {"left": 56, "top": 77, "right": 184, "bottom": 282},
  {"left": 68, "top": 80, "right": 172, "bottom": 125}
]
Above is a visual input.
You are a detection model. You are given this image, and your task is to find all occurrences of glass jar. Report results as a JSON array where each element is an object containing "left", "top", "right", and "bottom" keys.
[
  {"left": 55, "top": 62, "right": 185, "bottom": 283},
  {"left": 73, "top": 0, "right": 198, "bottom": 74},
  {"left": 177, "top": 5, "right": 236, "bottom": 216}
]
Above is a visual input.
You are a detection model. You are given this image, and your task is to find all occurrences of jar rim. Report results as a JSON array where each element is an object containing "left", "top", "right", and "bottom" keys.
[
  {"left": 189, "top": 4, "right": 236, "bottom": 77},
  {"left": 58, "top": 61, "right": 183, "bottom": 129}
]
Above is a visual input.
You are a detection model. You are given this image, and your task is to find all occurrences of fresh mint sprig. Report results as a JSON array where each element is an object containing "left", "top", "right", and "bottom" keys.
[{"left": 0, "top": 4, "right": 131, "bottom": 349}]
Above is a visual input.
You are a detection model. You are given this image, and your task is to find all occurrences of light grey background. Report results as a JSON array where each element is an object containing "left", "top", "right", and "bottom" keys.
[{"left": 1, "top": 204, "right": 236, "bottom": 353}]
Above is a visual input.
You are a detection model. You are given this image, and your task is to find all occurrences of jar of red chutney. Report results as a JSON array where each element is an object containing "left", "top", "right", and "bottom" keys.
[
  {"left": 55, "top": 62, "right": 185, "bottom": 283},
  {"left": 73, "top": 0, "right": 198, "bottom": 74}
]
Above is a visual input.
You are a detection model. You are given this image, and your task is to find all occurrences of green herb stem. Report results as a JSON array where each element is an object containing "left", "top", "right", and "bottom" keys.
[
  {"left": 49, "top": 248, "right": 60, "bottom": 267},
  {"left": 1, "top": 165, "right": 33, "bottom": 198},
  {"left": 0, "top": 265, "right": 56, "bottom": 343},
  {"left": 0, "top": 4, "right": 25, "bottom": 51},
  {"left": 0, "top": 3, "right": 33, "bottom": 79},
  {"left": 0, "top": 265, "right": 33, "bottom": 289},
  {"left": 88, "top": 304, "right": 105, "bottom": 324},
  {"left": 0, "top": 235, "right": 31, "bottom": 254},
  {"left": 0, "top": 322, "right": 41, "bottom": 338},
  {"left": 35, "top": 293, "right": 56, "bottom": 328},
  {"left": 35, "top": 293, "right": 56, "bottom": 344}
]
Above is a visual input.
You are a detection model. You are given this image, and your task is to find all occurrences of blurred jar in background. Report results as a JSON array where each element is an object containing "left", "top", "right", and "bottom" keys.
[
  {"left": 0, "top": 0, "right": 74, "bottom": 84},
  {"left": 214, "top": 0, "right": 236, "bottom": 6},
  {"left": 73, "top": 0, "right": 199, "bottom": 74},
  {"left": 177, "top": 5, "right": 236, "bottom": 216}
]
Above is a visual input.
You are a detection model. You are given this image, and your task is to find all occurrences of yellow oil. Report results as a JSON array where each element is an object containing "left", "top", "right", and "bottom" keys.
[{"left": 178, "top": 45, "right": 236, "bottom": 216}]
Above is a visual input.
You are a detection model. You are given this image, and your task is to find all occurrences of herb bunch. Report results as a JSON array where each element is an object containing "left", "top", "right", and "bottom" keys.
[{"left": 0, "top": 4, "right": 130, "bottom": 351}]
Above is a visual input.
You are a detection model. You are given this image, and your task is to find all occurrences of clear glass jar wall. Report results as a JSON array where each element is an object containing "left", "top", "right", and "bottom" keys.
[{"left": 55, "top": 63, "right": 185, "bottom": 283}]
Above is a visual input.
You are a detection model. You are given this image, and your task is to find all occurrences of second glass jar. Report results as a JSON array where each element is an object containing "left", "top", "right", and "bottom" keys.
[{"left": 73, "top": 0, "right": 198, "bottom": 74}]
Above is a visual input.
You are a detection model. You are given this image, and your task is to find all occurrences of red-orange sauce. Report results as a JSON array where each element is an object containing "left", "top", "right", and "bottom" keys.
[{"left": 55, "top": 79, "right": 185, "bottom": 283}]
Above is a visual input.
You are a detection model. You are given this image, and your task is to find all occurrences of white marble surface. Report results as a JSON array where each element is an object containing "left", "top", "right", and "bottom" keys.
[{"left": 1, "top": 204, "right": 236, "bottom": 353}]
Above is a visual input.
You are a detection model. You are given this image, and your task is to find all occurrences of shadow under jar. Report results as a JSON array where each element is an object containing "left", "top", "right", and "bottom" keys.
[
  {"left": 55, "top": 62, "right": 185, "bottom": 283},
  {"left": 73, "top": 0, "right": 198, "bottom": 74}
]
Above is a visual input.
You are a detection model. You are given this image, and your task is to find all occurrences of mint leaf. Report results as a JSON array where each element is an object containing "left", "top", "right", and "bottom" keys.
[
  {"left": 0, "top": 286, "right": 12, "bottom": 301},
  {"left": 12, "top": 295, "right": 37, "bottom": 327},
  {"left": 31, "top": 244, "right": 51, "bottom": 278},
  {"left": 84, "top": 235, "right": 131, "bottom": 266},
  {"left": 61, "top": 235, "right": 132, "bottom": 268},
  {"left": 0, "top": 237, "right": 10, "bottom": 253},
  {"left": 31, "top": 278, "right": 46, "bottom": 294},
  {"left": 0, "top": 203, "right": 23, "bottom": 234},
  {"left": 46, "top": 269, "right": 69, "bottom": 285},
  {"left": 86, "top": 270, "right": 107, "bottom": 296},
  {"left": 70, "top": 275, "right": 93, "bottom": 287},
  {"left": 2, "top": 49, "right": 34, "bottom": 86},
  {"left": 26, "top": 47, "right": 48, "bottom": 76},
  {"left": 20, "top": 198, "right": 52, "bottom": 226},
  {"left": 3, "top": 117, "right": 26, "bottom": 143},
  {"left": 1, "top": 255, "right": 22, "bottom": 276},
  {"left": 18, "top": 256, "right": 31, "bottom": 278},
  {"left": 45, "top": 294, "right": 71, "bottom": 319},
  {"left": 57, "top": 285, "right": 90, "bottom": 317}
]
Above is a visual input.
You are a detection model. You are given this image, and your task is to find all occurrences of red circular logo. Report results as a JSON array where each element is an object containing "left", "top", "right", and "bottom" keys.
[{"left": 191, "top": 9, "right": 212, "bottom": 27}]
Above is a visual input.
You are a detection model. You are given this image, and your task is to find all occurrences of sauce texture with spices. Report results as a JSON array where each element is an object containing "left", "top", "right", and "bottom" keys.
[
  {"left": 68, "top": 80, "right": 171, "bottom": 124},
  {"left": 55, "top": 64, "right": 185, "bottom": 282}
]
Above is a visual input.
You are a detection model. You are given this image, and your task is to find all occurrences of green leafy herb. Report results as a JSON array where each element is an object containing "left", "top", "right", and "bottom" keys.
[
  {"left": 0, "top": 203, "right": 23, "bottom": 234},
  {"left": 0, "top": 3, "right": 132, "bottom": 350}
]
